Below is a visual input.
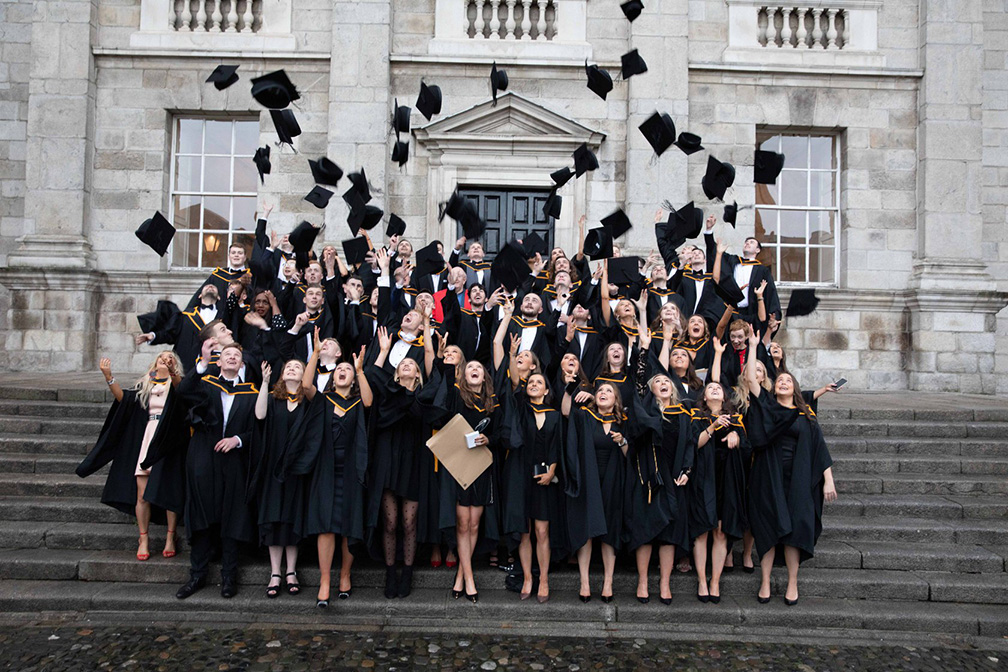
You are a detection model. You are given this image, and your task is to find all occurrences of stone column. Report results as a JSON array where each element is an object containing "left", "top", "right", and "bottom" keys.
[
  {"left": 326, "top": 0, "right": 392, "bottom": 237},
  {"left": 908, "top": 0, "right": 1007, "bottom": 393},
  {"left": 622, "top": 0, "right": 689, "bottom": 251},
  {"left": 8, "top": 0, "right": 98, "bottom": 269}
]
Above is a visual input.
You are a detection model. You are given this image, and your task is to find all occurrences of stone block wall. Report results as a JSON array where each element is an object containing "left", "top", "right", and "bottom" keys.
[{"left": 0, "top": 1, "right": 33, "bottom": 265}]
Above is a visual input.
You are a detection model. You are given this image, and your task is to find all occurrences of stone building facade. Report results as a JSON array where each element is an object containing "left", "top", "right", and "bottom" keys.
[{"left": 0, "top": 0, "right": 1006, "bottom": 394}]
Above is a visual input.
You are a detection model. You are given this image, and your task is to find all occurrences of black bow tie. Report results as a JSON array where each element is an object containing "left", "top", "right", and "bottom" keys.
[
  {"left": 319, "top": 365, "right": 335, "bottom": 374},
  {"left": 216, "top": 376, "right": 240, "bottom": 393}
]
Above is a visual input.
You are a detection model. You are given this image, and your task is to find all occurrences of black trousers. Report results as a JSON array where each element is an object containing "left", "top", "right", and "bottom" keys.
[{"left": 189, "top": 527, "right": 239, "bottom": 581}]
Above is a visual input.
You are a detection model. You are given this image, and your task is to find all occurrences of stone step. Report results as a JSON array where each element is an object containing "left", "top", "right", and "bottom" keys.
[
  {"left": 826, "top": 437, "right": 1008, "bottom": 459},
  {"left": 0, "top": 386, "right": 111, "bottom": 404},
  {"left": 0, "top": 549, "right": 1005, "bottom": 607},
  {"left": 0, "top": 416, "right": 104, "bottom": 435},
  {"left": 0, "top": 399, "right": 108, "bottom": 420},
  {"left": 819, "top": 407, "right": 1008, "bottom": 423},
  {"left": 822, "top": 420, "right": 1008, "bottom": 439},
  {"left": 831, "top": 494, "right": 1008, "bottom": 520},
  {"left": 0, "top": 497, "right": 126, "bottom": 524},
  {"left": 0, "top": 453, "right": 102, "bottom": 475},
  {"left": 0, "top": 435, "right": 94, "bottom": 457},
  {"left": 838, "top": 473, "right": 1008, "bottom": 496},
  {"left": 0, "top": 580, "right": 1004, "bottom": 639},
  {"left": 820, "top": 515, "right": 1008, "bottom": 545},
  {"left": 0, "top": 474, "right": 105, "bottom": 498},
  {"left": 831, "top": 454, "right": 1008, "bottom": 476},
  {"left": 0, "top": 520, "right": 190, "bottom": 553}
]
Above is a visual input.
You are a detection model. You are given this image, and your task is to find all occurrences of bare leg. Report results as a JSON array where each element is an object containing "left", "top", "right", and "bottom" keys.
[
  {"left": 635, "top": 544, "right": 652, "bottom": 599},
  {"left": 534, "top": 520, "right": 550, "bottom": 599},
  {"left": 453, "top": 504, "right": 471, "bottom": 593},
  {"left": 463, "top": 506, "right": 483, "bottom": 595},
  {"left": 518, "top": 531, "right": 533, "bottom": 596},
  {"left": 743, "top": 530, "right": 755, "bottom": 569},
  {"left": 267, "top": 546, "right": 283, "bottom": 592},
  {"left": 135, "top": 476, "right": 151, "bottom": 558},
  {"left": 658, "top": 545, "right": 675, "bottom": 600},
  {"left": 600, "top": 543, "right": 616, "bottom": 598},
  {"left": 784, "top": 545, "right": 801, "bottom": 601},
  {"left": 709, "top": 526, "right": 727, "bottom": 598},
  {"left": 163, "top": 511, "right": 178, "bottom": 555},
  {"left": 431, "top": 545, "right": 442, "bottom": 566},
  {"left": 693, "top": 532, "right": 709, "bottom": 597},
  {"left": 577, "top": 540, "right": 592, "bottom": 598},
  {"left": 759, "top": 547, "right": 775, "bottom": 600},
  {"left": 317, "top": 533, "right": 335, "bottom": 601},
  {"left": 338, "top": 537, "right": 354, "bottom": 593},
  {"left": 285, "top": 544, "right": 299, "bottom": 591}
]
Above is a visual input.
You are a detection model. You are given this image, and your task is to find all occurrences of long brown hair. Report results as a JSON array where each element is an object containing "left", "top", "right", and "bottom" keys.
[
  {"left": 671, "top": 345, "right": 703, "bottom": 390},
  {"left": 696, "top": 381, "right": 737, "bottom": 418},
  {"left": 458, "top": 361, "right": 496, "bottom": 411},
  {"left": 271, "top": 359, "right": 305, "bottom": 403},
  {"left": 587, "top": 382, "right": 625, "bottom": 421},
  {"left": 776, "top": 372, "right": 816, "bottom": 422}
]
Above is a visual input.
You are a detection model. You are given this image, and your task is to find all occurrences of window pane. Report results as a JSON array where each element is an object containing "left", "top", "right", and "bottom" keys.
[
  {"left": 809, "top": 210, "right": 836, "bottom": 245},
  {"left": 174, "top": 155, "right": 202, "bottom": 192},
  {"left": 173, "top": 195, "right": 201, "bottom": 229},
  {"left": 204, "top": 196, "right": 231, "bottom": 230},
  {"left": 176, "top": 119, "right": 202, "bottom": 154},
  {"left": 758, "top": 133, "right": 780, "bottom": 152},
  {"left": 779, "top": 246, "right": 807, "bottom": 283},
  {"left": 202, "top": 233, "right": 227, "bottom": 268},
  {"left": 232, "top": 232, "right": 255, "bottom": 255},
  {"left": 779, "top": 209, "right": 806, "bottom": 245},
  {"left": 204, "top": 156, "right": 231, "bottom": 193},
  {"left": 781, "top": 136, "right": 808, "bottom": 168},
  {"left": 809, "top": 136, "right": 835, "bottom": 170},
  {"left": 780, "top": 170, "right": 807, "bottom": 206},
  {"left": 809, "top": 246, "right": 835, "bottom": 284},
  {"left": 172, "top": 231, "right": 201, "bottom": 268},
  {"left": 755, "top": 181, "right": 777, "bottom": 206},
  {"left": 754, "top": 208, "right": 778, "bottom": 244},
  {"left": 205, "top": 120, "right": 232, "bottom": 155},
  {"left": 233, "top": 157, "right": 258, "bottom": 193},
  {"left": 809, "top": 170, "right": 835, "bottom": 207},
  {"left": 232, "top": 197, "right": 256, "bottom": 231},
  {"left": 234, "top": 120, "right": 259, "bottom": 156}
]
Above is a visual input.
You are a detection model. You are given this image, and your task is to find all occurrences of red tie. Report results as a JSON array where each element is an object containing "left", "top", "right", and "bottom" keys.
[{"left": 739, "top": 349, "right": 746, "bottom": 372}]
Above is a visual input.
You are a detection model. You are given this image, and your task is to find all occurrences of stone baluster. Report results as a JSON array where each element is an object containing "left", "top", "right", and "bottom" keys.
[
  {"left": 757, "top": 7, "right": 767, "bottom": 47},
  {"left": 226, "top": 0, "right": 238, "bottom": 31},
  {"left": 473, "top": 0, "right": 485, "bottom": 37},
  {"left": 211, "top": 0, "right": 222, "bottom": 31},
  {"left": 810, "top": 8, "right": 823, "bottom": 48},
  {"left": 548, "top": 0, "right": 555, "bottom": 39},
  {"left": 170, "top": 0, "right": 178, "bottom": 30},
  {"left": 824, "top": 8, "right": 837, "bottom": 49},
  {"left": 505, "top": 0, "right": 517, "bottom": 39},
  {"left": 841, "top": 10, "right": 849, "bottom": 48},
  {"left": 520, "top": 0, "right": 532, "bottom": 39},
  {"left": 181, "top": 0, "right": 193, "bottom": 31},
  {"left": 795, "top": 7, "right": 808, "bottom": 48},
  {"left": 536, "top": 0, "right": 548, "bottom": 40},
  {"left": 242, "top": 0, "right": 254, "bottom": 32},
  {"left": 780, "top": 7, "right": 792, "bottom": 48},
  {"left": 489, "top": 0, "right": 501, "bottom": 39},
  {"left": 196, "top": 1, "right": 207, "bottom": 31}
]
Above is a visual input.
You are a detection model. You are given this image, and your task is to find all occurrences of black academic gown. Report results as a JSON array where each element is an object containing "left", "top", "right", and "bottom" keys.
[
  {"left": 564, "top": 406, "right": 627, "bottom": 551},
  {"left": 747, "top": 390, "right": 833, "bottom": 563},
  {"left": 248, "top": 396, "right": 309, "bottom": 546},
  {"left": 185, "top": 267, "right": 249, "bottom": 311},
  {"left": 76, "top": 387, "right": 187, "bottom": 524},
  {"left": 562, "top": 324, "right": 606, "bottom": 382},
  {"left": 281, "top": 392, "right": 368, "bottom": 544},
  {"left": 147, "top": 371, "right": 258, "bottom": 542},
  {"left": 705, "top": 233, "right": 781, "bottom": 323},
  {"left": 507, "top": 315, "right": 558, "bottom": 373},
  {"left": 440, "top": 291, "right": 493, "bottom": 366},
  {"left": 671, "top": 269, "right": 725, "bottom": 329},
  {"left": 138, "top": 301, "right": 229, "bottom": 373},
  {"left": 688, "top": 412, "right": 750, "bottom": 543}
]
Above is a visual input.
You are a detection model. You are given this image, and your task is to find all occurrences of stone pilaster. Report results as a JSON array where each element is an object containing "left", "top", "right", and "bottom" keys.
[
  {"left": 908, "top": 0, "right": 1007, "bottom": 392},
  {"left": 8, "top": 0, "right": 98, "bottom": 269}
]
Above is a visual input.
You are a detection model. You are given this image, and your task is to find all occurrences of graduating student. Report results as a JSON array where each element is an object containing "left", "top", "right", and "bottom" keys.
[
  {"left": 744, "top": 329, "right": 837, "bottom": 605},
  {"left": 76, "top": 353, "right": 186, "bottom": 561},
  {"left": 281, "top": 285, "right": 334, "bottom": 363},
  {"left": 704, "top": 217, "right": 781, "bottom": 329},
  {"left": 288, "top": 338, "right": 372, "bottom": 607},
  {"left": 624, "top": 372, "right": 693, "bottom": 604},
  {"left": 458, "top": 239, "right": 492, "bottom": 288},
  {"left": 492, "top": 300, "right": 543, "bottom": 391},
  {"left": 657, "top": 336, "right": 705, "bottom": 403},
  {"left": 681, "top": 314, "right": 715, "bottom": 376},
  {"left": 717, "top": 318, "right": 771, "bottom": 392},
  {"left": 594, "top": 341, "right": 641, "bottom": 410},
  {"left": 689, "top": 376, "right": 750, "bottom": 603},
  {"left": 135, "top": 284, "right": 231, "bottom": 372},
  {"left": 506, "top": 291, "right": 558, "bottom": 373},
  {"left": 500, "top": 371, "right": 564, "bottom": 603},
  {"left": 560, "top": 302, "right": 605, "bottom": 381},
  {"left": 154, "top": 340, "right": 260, "bottom": 600},
  {"left": 563, "top": 382, "right": 629, "bottom": 603},
  {"left": 440, "top": 279, "right": 494, "bottom": 366},
  {"left": 185, "top": 242, "right": 249, "bottom": 311},
  {"left": 556, "top": 352, "right": 593, "bottom": 409},
  {"left": 370, "top": 249, "right": 426, "bottom": 371},
  {"left": 669, "top": 244, "right": 725, "bottom": 329},
  {"left": 644, "top": 257, "right": 687, "bottom": 324}
]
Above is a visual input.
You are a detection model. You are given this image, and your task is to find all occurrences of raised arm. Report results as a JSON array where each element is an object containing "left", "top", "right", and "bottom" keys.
[
  {"left": 301, "top": 327, "right": 321, "bottom": 401},
  {"left": 714, "top": 304, "right": 734, "bottom": 340},
  {"left": 575, "top": 214, "right": 587, "bottom": 260},
  {"left": 711, "top": 237, "right": 726, "bottom": 285},
  {"left": 600, "top": 259, "right": 612, "bottom": 326},
  {"left": 745, "top": 327, "right": 761, "bottom": 396},
  {"left": 99, "top": 358, "right": 124, "bottom": 403},
  {"left": 711, "top": 337, "right": 725, "bottom": 386},
  {"left": 354, "top": 346, "right": 374, "bottom": 407},
  {"left": 255, "top": 361, "right": 272, "bottom": 419},
  {"left": 754, "top": 279, "right": 768, "bottom": 324},
  {"left": 374, "top": 326, "right": 392, "bottom": 370},
  {"left": 492, "top": 298, "right": 514, "bottom": 371},
  {"left": 659, "top": 331, "right": 672, "bottom": 371},
  {"left": 422, "top": 307, "right": 435, "bottom": 377}
]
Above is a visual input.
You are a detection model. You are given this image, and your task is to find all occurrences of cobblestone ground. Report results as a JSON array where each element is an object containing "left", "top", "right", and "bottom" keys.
[{"left": 0, "top": 624, "right": 1002, "bottom": 671}]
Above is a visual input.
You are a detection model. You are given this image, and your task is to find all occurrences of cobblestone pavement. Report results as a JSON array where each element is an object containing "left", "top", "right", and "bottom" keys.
[{"left": 0, "top": 623, "right": 1002, "bottom": 671}]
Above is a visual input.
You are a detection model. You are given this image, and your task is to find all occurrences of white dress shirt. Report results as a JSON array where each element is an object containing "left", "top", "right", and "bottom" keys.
[
  {"left": 734, "top": 263, "right": 755, "bottom": 309},
  {"left": 389, "top": 332, "right": 418, "bottom": 368}
]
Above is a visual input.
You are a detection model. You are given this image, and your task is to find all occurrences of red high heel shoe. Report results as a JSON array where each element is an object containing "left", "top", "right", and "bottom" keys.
[
  {"left": 162, "top": 528, "right": 176, "bottom": 558},
  {"left": 136, "top": 531, "right": 149, "bottom": 561}
]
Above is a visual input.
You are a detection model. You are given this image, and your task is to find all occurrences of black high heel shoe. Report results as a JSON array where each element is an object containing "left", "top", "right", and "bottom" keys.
[
  {"left": 784, "top": 596, "right": 799, "bottom": 606},
  {"left": 316, "top": 599, "right": 329, "bottom": 609},
  {"left": 338, "top": 588, "right": 352, "bottom": 600},
  {"left": 384, "top": 566, "right": 398, "bottom": 599},
  {"left": 709, "top": 594, "right": 721, "bottom": 604},
  {"left": 659, "top": 596, "right": 672, "bottom": 605},
  {"left": 757, "top": 592, "right": 771, "bottom": 604},
  {"left": 285, "top": 571, "right": 300, "bottom": 596},
  {"left": 637, "top": 595, "right": 649, "bottom": 604},
  {"left": 579, "top": 594, "right": 591, "bottom": 603},
  {"left": 600, "top": 594, "right": 613, "bottom": 604},
  {"left": 466, "top": 591, "right": 479, "bottom": 603},
  {"left": 452, "top": 588, "right": 463, "bottom": 600}
]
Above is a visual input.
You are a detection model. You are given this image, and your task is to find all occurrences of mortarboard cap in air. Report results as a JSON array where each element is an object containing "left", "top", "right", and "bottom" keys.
[
  {"left": 392, "top": 100, "right": 411, "bottom": 136},
  {"left": 288, "top": 221, "right": 323, "bottom": 270},
  {"left": 490, "top": 62, "right": 509, "bottom": 104},
  {"left": 621, "top": 49, "right": 648, "bottom": 79},
  {"left": 522, "top": 231, "right": 548, "bottom": 259},
  {"left": 754, "top": 149, "right": 786, "bottom": 184},
  {"left": 551, "top": 166, "right": 574, "bottom": 188},
  {"left": 786, "top": 288, "right": 819, "bottom": 318},
  {"left": 304, "top": 185, "right": 334, "bottom": 209},
  {"left": 269, "top": 109, "right": 301, "bottom": 146},
  {"left": 608, "top": 255, "right": 644, "bottom": 287},
  {"left": 414, "top": 241, "right": 446, "bottom": 277},
  {"left": 391, "top": 140, "right": 410, "bottom": 167},
  {"left": 250, "top": 69, "right": 300, "bottom": 109},
  {"left": 723, "top": 201, "right": 738, "bottom": 227},
  {"left": 347, "top": 169, "right": 371, "bottom": 204},
  {"left": 601, "top": 208, "right": 633, "bottom": 239},
  {"left": 543, "top": 190, "right": 562, "bottom": 219},
  {"left": 386, "top": 213, "right": 406, "bottom": 238},
  {"left": 701, "top": 155, "right": 736, "bottom": 201},
  {"left": 491, "top": 241, "right": 532, "bottom": 291},
  {"left": 416, "top": 81, "right": 443, "bottom": 121},
  {"left": 308, "top": 156, "right": 343, "bottom": 187},
  {"left": 584, "top": 227, "right": 614, "bottom": 260},
  {"left": 585, "top": 61, "right": 614, "bottom": 100},
  {"left": 341, "top": 236, "right": 372, "bottom": 267},
  {"left": 252, "top": 146, "right": 271, "bottom": 184},
  {"left": 573, "top": 143, "right": 599, "bottom": 177},
  {"left": 665, "top": 201, "right": 704, "bottom": 249},
  {"left": 674, "top": 131, "right": 703, "bottom": 155},
  {"left": 621, "top": 0, "right": 644, "bottom": 22},
  {"left": 135, "top": 211, "right": 176, "bottom": 257},
  {"left": 639, "top": 111, "right": 677, "bottom": 156},
  {"left": 206, "top": 65, "right": 239, "bottom": 91}
]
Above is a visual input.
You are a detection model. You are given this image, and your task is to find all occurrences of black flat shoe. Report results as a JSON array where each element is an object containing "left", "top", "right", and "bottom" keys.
[
  {"left": 285, "top": 571, "right": 300, "bottom": 596},
  {"left": 757, "top": 594, "right": 771, "bottom": 604},
  {"left": 637, "top": 596, "right": 649, "bottom": 604},
  {"left": 397, "top": 566, "right": 414, "bottom": 599},
  {"left": 384, "top": 566, "right": 398, "bottom": 599},
  {"left": 659, "top": 597, "right": 672, "bottom": 605},
  {"left": 600, "top": 595, "right": 613, "bottom": 604},
  {"left": 316, "top": 599, "right": 329, "bottom": 609},
  {"left": 221, "top": 579, "right": 238, "bottom": 599},
  {"left": 466, "top": 591, "right": 479, "bottom": 603},
  {"left": 784, "top": 597, "right": 799, "bottom": 606},
  {"left": 579, "top": 594, "right": 591, "bottom": 603},
  {"left": 338, "top": 588, "right": 352, "bottom": 600},
  {"left": 175, "top": 576, "right": 205, "bottom": 600}
]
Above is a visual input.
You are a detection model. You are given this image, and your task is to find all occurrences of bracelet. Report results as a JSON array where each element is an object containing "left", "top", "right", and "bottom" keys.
[{"left": 106, "top": 377, "right": 116, "bottom": 386}]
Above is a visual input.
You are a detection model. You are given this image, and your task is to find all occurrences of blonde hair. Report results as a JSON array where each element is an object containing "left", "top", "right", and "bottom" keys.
[
  {"left": 394, "top": 357, "right": 424, "bottom": 391},
  {"left": 135, "top": 350, "right": 182, "bottom": 409}
]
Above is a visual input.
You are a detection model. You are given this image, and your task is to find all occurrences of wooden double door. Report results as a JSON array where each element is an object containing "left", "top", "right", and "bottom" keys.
[{"left": 456, "top": 188, "right": 555, "bottom": 258}]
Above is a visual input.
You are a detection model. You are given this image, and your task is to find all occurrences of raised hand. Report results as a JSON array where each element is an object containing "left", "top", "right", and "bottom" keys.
[
  {"left": 501, "top": 299, "right": 515, "bottom": 319},
  {"left": 376, "top": 246, "right": 390, "bottom": 273},
  {"left": 134, "top": 333, "right": 154, "bottom": 346},
  {"left": 313, "top": 325, "right": 321, "bottom": 351},
  {"left": 436, "top": 331, "right": 448, "bottom": 358},
  {"left": 377, "top": 326, "right": 392, "bottom": 352},
  {"left": 748, "top": 327, "right": 760, "bottom": 349},
  {"left": 565, "top": 318, "right": 576, "bottom": 342},
  {"left": 712, "top": 337, "right": 726, "bottom": 355},
  {"left": 353, "top": 345, "right": 366, "bottom": 372},
  {"left": 754, "top": 279, "right": 767, "bottom": 299},
  {"left": 508, "top": 333, "right": 520, "bottom": 358},
  {"left": 263, "top": 203, "right": 274, "bottom": 219},
  {"left": 705, "top": 213, "right": 716, "bottom": 231},
  {"left": 99, "top": 357, "right": 112, "bottom": 380},
  {"left": 654, "top": 209, "right": 664, "bottom": 224},
  {"left": 574, "top": 391, "right": 594, "bottom": 404},
  {"left": 455, "top": 235, "right": 466, "bottom": 250},
  {"left": 244, "top": 311, "right": 267, "bottom": 330},
  {"left": 261, "top": 360, "right": 272, "bottom": 382},
  {"left": 293, "top": 311, "right": 310, "bottom": 330}
]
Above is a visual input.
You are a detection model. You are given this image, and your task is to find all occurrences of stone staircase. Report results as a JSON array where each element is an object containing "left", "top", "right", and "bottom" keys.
[{"left": 0, "top": 380, "right": 1006, "bottom": 643}]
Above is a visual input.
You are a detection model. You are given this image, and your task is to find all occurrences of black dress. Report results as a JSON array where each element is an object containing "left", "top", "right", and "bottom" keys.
[
  {"left": 76, "top": 387, "right": 187, "bottom": 525},
  {"left": 688, "top": 412, "right": 750, "bottom": 543},
  {"left": 248, "top": 396, "right": 308, "bottom": 546},
  {"left": 281, "top": 392, "right": 368, "bottom": 543},
  {"left": 747, "top": 391, "right": 833, "bottom": 563},
  {"left": 564, "top": 406, "right": 627, "bottom": 550}
]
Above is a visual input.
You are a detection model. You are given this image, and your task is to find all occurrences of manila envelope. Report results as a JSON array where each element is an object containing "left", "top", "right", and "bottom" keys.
[{"left": 426, "top": 413, "right": 493, "bottom": 490}]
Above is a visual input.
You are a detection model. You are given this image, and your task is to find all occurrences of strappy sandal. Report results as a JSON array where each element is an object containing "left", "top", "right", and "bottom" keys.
[
  {"left": 136, "top": 531, "right": 149, "bottom": 561},
  {"left": 266, "top": 574, "right": 282, "bottom": 599},
  {"left": 285, "top": 571, "right": 300, "bottom": 596},
  {"left": 162, "top": 528, "right": 176, "bottom": 558}
]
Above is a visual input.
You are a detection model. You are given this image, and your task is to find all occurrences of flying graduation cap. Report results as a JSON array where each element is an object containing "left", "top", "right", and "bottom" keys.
[
  {"left": 304, "top": 185, "right": 334, "bottom": 209},
  {"left": 308, "top": 157, "right": 343, "bottom": 187},
  {"left": 386, "top": 213, "right": 407, "bottom": 238},
  {"left": 662, "top": 201, "right": 704, "bottom": 250},
  {"left": 250, "top": 69, "right": 300, "bottom": 109},
  {"left": 621, "top": 0, "right": 644, "bottom": 21},
  {"left": 491, "top": 241, "right": 532, "bottom": 291},
  {"left": 674, "top": 132, "right": 703, "bottom": 155},
  {"left": 701, "top": 155, "right": 736, "bottom": 201},
  {"left": 206, "top": 65, "right": 239, "bottom": 90},
  {"left": 585, "top": 61, "right": 614, "bottom": 100},
  {"left": 754, "top": 149, "right": 786, "bottom": 184},
  {"left": 551, "top": 166, "right": 574, "bottom": 188},
  {"left": 724, "top": 201, "right": 738, "bottom": 227},
  {"left": 786, "top": 288, "right": 819, "bottom": 318},
  {"left": 522, "top": 231, "right": 549, "bottom": 259},
  {"left": 416, "top": 81, "right": 443, "bottom": 121},
  {"left": 341, "top": 236, "right": 372, "bottom": 267},
  {"left": 391, "top": 140, "right": 410, "bottom": 167},
  {"left": 135, "top": 211, "right": 176, "bottom": 257},
  {"left": 620, "top": 49, "right": 648, "bottom": 79},
  {"left": 289, "top": 220, "right": 323, "bottom": 267},
  {"left": 543, "top": 190, "right": 562, "bottom": 219},
  {"left": 346, "top": 169, "right": 372, "bottom": 204},
  {"left": 442, "top": 191, "right": 487, "bottom": 240},
  {"left": 269, "top": 109, "right": 301, "bottom": 147},
  {"left": 392, "top": 100, "right": 411, "bottom": 136},
  {"left": 490, "top": 62, "right": 509, "bottom": 105},
  {"left": 639, "top": 111, "right": 677, "bottom": 156},
  {"left": 252, "top": 146, "right": 271, "bottom": 183},
  {"left": 573, "top": 143, "right": 599, "bottom": 177},
  {"left": 585, "top": 209, "right": 633, "bottom": 260},
  {"left": 349, "top": 204, "right": 384, "bottom": 233}
]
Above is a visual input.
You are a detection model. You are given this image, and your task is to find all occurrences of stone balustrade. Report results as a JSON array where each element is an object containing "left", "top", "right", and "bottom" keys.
[
  {"left": 168, "top": 0, "right": 261, "bottom": 34},
  {"left": 130, "top": 0, "right": 295, "bottom": 50},
  {"left": 464, "top": 0, "right": 556, "bottom": 41},
  {"left": 757, "top": 6, "right": 847, "bottom": 49}
]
